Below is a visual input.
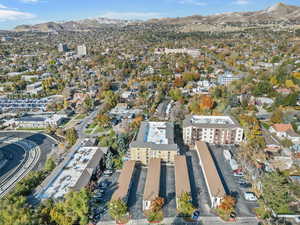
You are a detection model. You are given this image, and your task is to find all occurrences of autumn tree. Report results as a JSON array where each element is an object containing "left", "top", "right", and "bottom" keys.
[
  {"left": 150, "top": 197, "right": 165, "bottom": 213},
  {"left": 96, "top": 114, "right": 110, "bottom": 127},
  {"left": 200, "top": 95, "right": 214, "bottom": 111},
  {"left": 216, "top": 196, "right": 236, "bottom": 220}
]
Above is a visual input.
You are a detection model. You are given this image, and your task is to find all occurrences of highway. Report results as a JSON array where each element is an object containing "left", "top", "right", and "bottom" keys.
[{"left": 0, "top": 132, "right": 57, "bottom": 198}]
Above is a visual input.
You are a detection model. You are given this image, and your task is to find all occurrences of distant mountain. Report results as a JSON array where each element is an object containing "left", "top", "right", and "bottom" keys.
[
  {"left": 148, "top": 2, "right": 300, "bottom": 25},
  {"left": 14, "top": 18, "right": 136, "bottom": 32},
  {"left": 13, "top": 2, "right": 300, "bottom": 32}
]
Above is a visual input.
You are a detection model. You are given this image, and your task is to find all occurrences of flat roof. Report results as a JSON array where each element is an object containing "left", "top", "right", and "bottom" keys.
[
  {"left": 146, "top": 122, "right": 168, "bottom": 144},
  {"left": 143, "top": 158, "right": 161, "bottom": 201},
  {"left": 183, "top": 115, "right": 241, "bottom": 129},
  {"left": 112, "top": 160, "right": 136, "bottom": 201},
  {"left": 174, "top": 155, "right": 191, "bottom": 198},
  {"left": 39, "top": 146, "right": 103, "bottom": 199},
  {"left": 195, "top": 141, "right": 225, "bottom": 198},
  {"left": 130, "top": 121, "right": 179, "bottom": 151}
]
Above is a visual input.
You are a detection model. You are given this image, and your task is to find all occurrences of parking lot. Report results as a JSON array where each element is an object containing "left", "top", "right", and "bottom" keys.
[
  {"left": 97, "top": 164, "right": 179, "bottom": 222},
  {"left": 96, "top": 144, "right": 257, "bottom": 224},
  {"left": 90, "top": 171, "right": 120, "bottom": 223},
  {"left": 209, "top": 145, "right": 258, "bottom": 217}
]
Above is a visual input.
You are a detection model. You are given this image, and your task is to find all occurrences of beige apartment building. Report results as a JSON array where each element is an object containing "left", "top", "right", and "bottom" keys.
[{"left": 129, "top": 122, "right": 179, "bottom": 165}]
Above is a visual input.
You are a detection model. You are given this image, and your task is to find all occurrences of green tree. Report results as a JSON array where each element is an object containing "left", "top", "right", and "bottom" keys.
[
  {"left": 178, "top": 192, "right": 195, "bottom": 216},
  {"left": 169, "top": 88, "right": 182, "bottom": 101},
  {"left": 108, "top": 199, "right": 128, "bottom": 221},
  {"left": 44, "top": 157, "right": 56, "bottom": 173},
  {"left": 66, "top": 128, "right": 78, "bottom": 146},
  {"left": 50, "top": 189, "right": 90, "bottom": 225},
  {"left": 261, "top": 172, "right": 294, "bottom": 214},
  {"left": 270, "top": 109, "right": 283, "bottom": 124},
  {"left": 83, "top": 96, "right": 94, "bottom": 112}
]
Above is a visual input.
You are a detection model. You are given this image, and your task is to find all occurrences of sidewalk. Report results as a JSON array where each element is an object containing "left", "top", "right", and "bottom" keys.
[{"left": 97, "top": 216, "right": 258, "bottom": 225}]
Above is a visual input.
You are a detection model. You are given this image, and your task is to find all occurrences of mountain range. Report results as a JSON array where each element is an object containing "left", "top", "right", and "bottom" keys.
[{"left": 13, "top": 2, "right": 300, "bottom": 32}]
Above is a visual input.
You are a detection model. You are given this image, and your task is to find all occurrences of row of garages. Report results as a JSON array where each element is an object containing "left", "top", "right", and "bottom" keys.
[
  {"left": 111, "top": 155, "right": 192, "bottom": 212},
  {"left": 111, "top": 141, "right": 226, "bottom": 213}
]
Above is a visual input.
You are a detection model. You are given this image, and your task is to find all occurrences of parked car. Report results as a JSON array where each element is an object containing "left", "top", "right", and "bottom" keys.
[
  {"left": 233, "top": 171, "right": 244, "bottom": 177},
  {"left": 99, "top": 180, "right": 110, "bottom": 188},
  {"left": 244, "top": 192, "right": 257, "bottom": 201},
  {"left": 239, "top": 182, "right": 252, "bottom": 188},
  {"left": 103, "top": 170, "right": 113, "bottom": 176}
]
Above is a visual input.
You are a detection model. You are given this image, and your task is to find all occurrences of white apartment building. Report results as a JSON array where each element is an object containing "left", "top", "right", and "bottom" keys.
[{"left": 183, "top": 115, "right": 244, "bottom": 145}]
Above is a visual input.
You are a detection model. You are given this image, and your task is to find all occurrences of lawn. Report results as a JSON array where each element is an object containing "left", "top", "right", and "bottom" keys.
[
  {"left": 88, "top": 122, "right": 97, "bottom": 129},
  {"left": 74, "top": 114, "right": 86, "bottom": 120},
  {"left": 94, "top": 126, "right": 105, "bottom": 133},
  {"left": 85, "top": 129, "right": 93, "bottom": 134},
  {"left": 16, "top": 128, "right": 45, "bottom": 131}
]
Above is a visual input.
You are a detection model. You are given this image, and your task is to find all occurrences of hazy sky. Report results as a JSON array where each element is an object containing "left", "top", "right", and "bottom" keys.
[{"left": 0, "top": 0, "right": 299, "bottom": 29}]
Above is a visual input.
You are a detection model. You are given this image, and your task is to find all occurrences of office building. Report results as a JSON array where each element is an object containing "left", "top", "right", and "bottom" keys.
[
  {"left": 129, "top": 122, "right": 179, "bottom": 165},
  {"left": 183, "top": 115, "right": 243, "bottom": 145}
]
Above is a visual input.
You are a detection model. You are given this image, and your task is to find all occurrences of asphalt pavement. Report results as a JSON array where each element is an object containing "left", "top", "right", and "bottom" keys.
[{"left": 208, "top": 145, "right": 258, "bottom": 217}]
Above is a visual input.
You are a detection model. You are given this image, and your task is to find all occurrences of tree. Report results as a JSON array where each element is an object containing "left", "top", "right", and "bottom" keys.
[
  {"left": 83, "top": 95, "right": 94, "bottom": 112},
  {"left": 200, "top": 95, "right": 214, "bottom": 111},
  {"left": 216, "top": 195, "right": 236, "bottom": 220},
  {"left": 270, "top": 109, "right": 283, "bottom": 124},
  {"left": 177, "top": 192, "right": 195, "bottom": 216},
  {"left": 102, "top": 90, "right": 118, "bottom": 108},
  {"left": 169, "top": 88, "right": 182, "bottom": 101},
  {"left": 44, "top": 157, "right": 56, "bottom": 172},
  {"left": 50, "top": 189, "right": 90, "bottom": 225},
  {"left": 108, "top": 199, "right": 128, "bottom": 221},
  {"left": 150, "top": 197, "right": 165, "bottom": 213},
  {"left": 261, "top": 172, "right": 293, "bottom": 214},
  {"left": 112, "top": 156, "right": 123, "bottom": 170},
  {"left": 66, "top": 128, "right": 78, "bottom": 146},
  {"left": 96, "top": 114, "right": 110, "bottom": 127}
]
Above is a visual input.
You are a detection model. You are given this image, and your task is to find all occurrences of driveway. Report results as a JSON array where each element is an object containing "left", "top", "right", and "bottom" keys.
[{"left": 209, "top": 145, "right": 258, "bottom": 217}]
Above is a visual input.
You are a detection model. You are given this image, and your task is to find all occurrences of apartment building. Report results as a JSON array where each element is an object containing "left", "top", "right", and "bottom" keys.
[
  {"left": 129, "top": 122, "right": 179, "bottom": 165},
  {"left": 183, "top": 115, "right": 243, "bottom": 146}
]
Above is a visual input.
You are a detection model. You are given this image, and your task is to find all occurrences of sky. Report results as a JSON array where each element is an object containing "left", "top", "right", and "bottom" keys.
[{"left": 0, "top": 0, "right": 299, "bottom": 30}]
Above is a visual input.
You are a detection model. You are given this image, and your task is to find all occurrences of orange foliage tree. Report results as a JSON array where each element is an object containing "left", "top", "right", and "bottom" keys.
[
  {"left": 200, "top": 95, "right": 214, "bottom": 110},
  {"left": 151, "top": 197, "right": 165, "bottom": 212}
]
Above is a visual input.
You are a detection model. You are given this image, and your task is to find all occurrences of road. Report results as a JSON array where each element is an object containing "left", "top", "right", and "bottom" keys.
[
  {"left": 0, "top": 132, "right": 57, "bottom": 197},
  {"left": 97, "top": 216, "right": 259, "bottom": 225},
  {"left": 76, "top": 105, "right": 104, "bottom": 139}
]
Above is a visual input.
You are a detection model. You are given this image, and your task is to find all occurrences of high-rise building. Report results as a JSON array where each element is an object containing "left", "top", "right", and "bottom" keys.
[
  {"left": 77, "top": 44, "right": 87, "bottom": 56},
  {"left": 183, "top": 115, "right": 244, "bottom": 145},
  {"left": 58, "top": 43, "right": 68, "bottom": 52}
]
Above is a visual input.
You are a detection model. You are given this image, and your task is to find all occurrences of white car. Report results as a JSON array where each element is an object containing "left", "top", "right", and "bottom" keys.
[{"left": 244, "top": 192, "right": 257, "bottom": 201}]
